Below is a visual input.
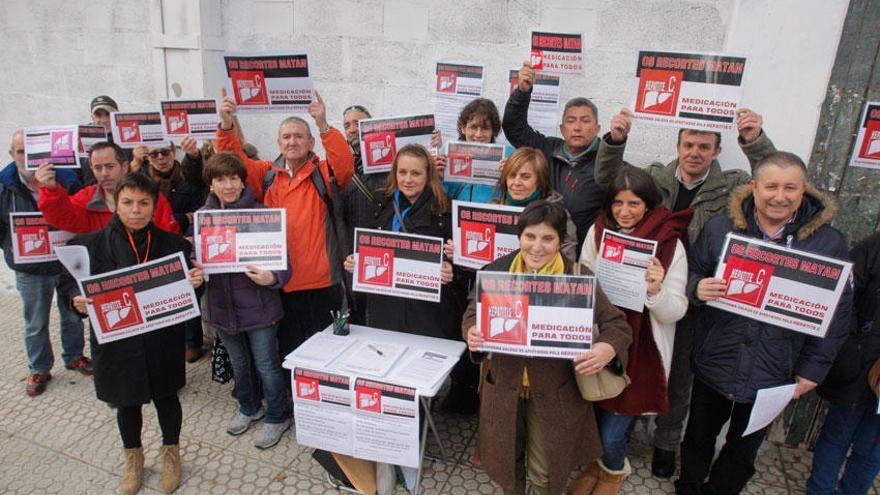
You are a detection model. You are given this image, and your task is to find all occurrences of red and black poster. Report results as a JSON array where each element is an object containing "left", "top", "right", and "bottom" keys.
[
  {"left": 849, "top": 101, "right": 880, "bottom": 169},
  {"left": 222, "top": 51, "right": 313, "bottom": 113},
  {"left": 352, "top": 228, "right": 443, "bottom": 303}
]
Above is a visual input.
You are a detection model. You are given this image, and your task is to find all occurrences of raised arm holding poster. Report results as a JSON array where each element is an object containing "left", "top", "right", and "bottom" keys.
[
  {"left": 507, "top": 69, "right": 561, "bottom": 138},
  {"left": 707, "top": 233, "right": 852, "bottom": 338},
  {"left": 849, "top": 101, "right": 880, "bottom": 169},
  {"left": 9, "top": 212, "right": 74, "bottom": 264},
  {"left": 475, "top": 272, "right": 594, "bottom": 359},
  {"left": 77, "top": 252, "right": 200, "bottom": 344},
  {"left": 529, "top": 31, "right": 584, "bottom": 76},
  {"left": 444, "top": 141, "right": 505, "bottom": 186},
  {"left": 24, "top": 125, "right": 79, "bottom": 170},
  {"left": 110, "top": 112, "right": 168, "bottom": 149},
  {"left": 77, "top": 124, "right": 107, "bottom": 169},
  {"left": 595, "top": 230, "right": 658, "bottom": 312},
  {"left": 452, "top": 200, "right": 523, "bottom": 270},
  {"left": 222, "top": 51, "right": 313, "bottom": 113},
  {"left": 352, "top": 228, "right": 443, "bottom": 302},
  {"left": 193, "top": 208, "right": 287, "bottom": 274},
  {"left": 631, "top": 50, "right": 747, "bottom": 131},
  {"left": 160, "top": 99, "right": 220, "bottom": 141},
  {"left": 432, "top": 61, "right": 485, "bottom": 141},
  {"left": 358, "top": 115, "right": 436, "bottom": 175}
]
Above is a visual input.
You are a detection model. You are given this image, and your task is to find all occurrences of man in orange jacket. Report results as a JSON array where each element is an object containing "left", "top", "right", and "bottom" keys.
[{"left": 216, "top": 91, "right": 354, "bottom": 357}]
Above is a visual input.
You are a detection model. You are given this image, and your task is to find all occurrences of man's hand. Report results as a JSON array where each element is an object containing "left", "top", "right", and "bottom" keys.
[
  {"left": 72, "top": 295, "right": 91, "bottom": 314},
  {"left": 441, "top": 261, "right": 453, "bottom": 284},
  {"left": 736, "top": 108, "right": 763, "bottom": 144},
  {"left": 793, "top": 375, "right": 818, "bottom": 400},
  {"left": 309, "top": 90, "right": 329, "bottom": 133},
  {"left": 344, "top": 254, "right": 355, "bottom": 274},
  {"left": 34, "top": 162, "right": 57, "bottom": 189},
  {"left": 434, "top": 153, "right": 448, "bottom": 178},
  {"left": 466, "top": 325, "right": 484, "bottom": 353},
  {"left": 219, "top": 96, "right": 237, "bottom": 130},
  {"left": 518, "top": 61, "right": 535, "bottom": 92},
  {"left": 188, "top": 264, "right": 205, "bottom": 289},
  {"left": 610, "top": 108, "right": 633, "bottom": 143},
  {"left": 431, "top": 128, "right": 442, "bottom": 149},
  {"left": 696, "top": 277, "right": 728, "bottom": 302},
  {"left": 131, "top": 145, "right": 149, "bottom": 172},
  {"left": 181, "top": 136, "right": 199, "bottom": 158}
]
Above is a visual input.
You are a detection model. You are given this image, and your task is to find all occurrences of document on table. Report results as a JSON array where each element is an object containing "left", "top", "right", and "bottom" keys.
[
  {"left": 342, "top": 341, "right": 407, "bottom": 377},
  {"left": 743, "top": 383, "right": 797, "bottom": 437},
  {"left": 285, "top": 333, "right": 357, "bottom": 369},
  {"left": 389, "top": 349, "right": 457, "bottom": 392}
]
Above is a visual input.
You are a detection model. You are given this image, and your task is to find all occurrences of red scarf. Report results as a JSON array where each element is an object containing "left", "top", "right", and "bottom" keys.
[{"left": 595, "top": 206, "right": 692, "bottom": 416}]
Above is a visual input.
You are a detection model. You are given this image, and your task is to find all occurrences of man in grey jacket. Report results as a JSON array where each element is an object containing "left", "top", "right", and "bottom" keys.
[{"left": 593, "top": 107, "right": 776, "bottom": 478}]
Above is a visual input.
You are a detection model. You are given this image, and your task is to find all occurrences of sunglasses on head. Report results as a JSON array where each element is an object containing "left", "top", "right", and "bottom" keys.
[
  {"left": 343, "top": 105, "right": 371, "bottom": 117},
  {"left": 149, "top": 149, "right": 172, "bottom": 158}
]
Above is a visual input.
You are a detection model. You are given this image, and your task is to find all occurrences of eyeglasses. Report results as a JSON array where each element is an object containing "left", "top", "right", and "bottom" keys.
[
  {"left": 343, "top": 105, "right": 371, "bottom": 117},
  {"left": 148, "top": 149, "right": 172, "bottom": 158}
]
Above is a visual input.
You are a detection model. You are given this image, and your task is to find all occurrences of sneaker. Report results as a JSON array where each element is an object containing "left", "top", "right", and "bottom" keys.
[
  {"left": 226, "top": 408, "right": 265, "bottom": 436},
  {"left": 26, "top": 373, "right": 52, "bottom": 397},
  {"left": 65, "top": 356, "right": 94, "bottom": 376},
  {"left": 254, "top": 419, "right": 291, "bottom": 449}
]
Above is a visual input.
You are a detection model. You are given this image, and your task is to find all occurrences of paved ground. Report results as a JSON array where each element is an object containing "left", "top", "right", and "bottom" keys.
[{"left": 0, "top": 264, "right": 876, "bottom": 494}]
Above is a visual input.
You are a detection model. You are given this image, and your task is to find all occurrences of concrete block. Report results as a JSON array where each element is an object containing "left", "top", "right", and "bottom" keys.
[
  {"left": 382, "top": 83, "right": 433, "bottom": 117},
  {"left": 295, "top": 35, "right": 345, "bottom": 82},
  {"left": 293, "top": 0, "right": 383, "bottom": 38},
  {"left": 0, "top": 30, "right": 33, "bottom": 66},
  {"left": 78, "top": 33, "right": 115, "bottom": 63},
  {"left": 539, "top": 7, "right": 599, "bottom": 41},
  {"left": 110, "top": 36, "right": 152, "bottom": 67},
  {"left": 113, "top": 66, "right": 157, "bottom": 104},
  {"left": 82, "top": 0, "right": 115, "bottom": 33},
  {"left": 28, "top": 31, "right": 84, "bottom": 67},
  {"left": 383, "top": 0, "right": 429, "bottom": 41},
  {"left": 596, "top": 0, "right": 724, "bottom": 52},
  {"left": 62, "top": 64, "right": 118, "bottom": 101},
  {"left": 348, "top": 39, "right": 429, "bottom": 86},
  {"left": 428, "top": 1, "right": 535, "bottom": 45},
  {"left": 252, "top": 1, "right": 295, "bottom": 35},
  {"left": 310, "top": 80, "right": 384, "bottom": 128},
  {"left": 111, "top": 1, "right": 151, "bottom": 33}
]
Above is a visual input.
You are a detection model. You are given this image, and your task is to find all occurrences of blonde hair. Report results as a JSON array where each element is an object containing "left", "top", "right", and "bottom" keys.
[
  {"left": 497, "top": 146, "right": 551, "bottom": 200},
  {"left": 384, "top": 144, "right": 449, "bottom": 214}
]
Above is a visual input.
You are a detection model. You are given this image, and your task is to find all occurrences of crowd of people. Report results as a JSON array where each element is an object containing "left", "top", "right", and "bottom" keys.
[{"left": 1, "top": 59, "right": 878, "bottom": 495}]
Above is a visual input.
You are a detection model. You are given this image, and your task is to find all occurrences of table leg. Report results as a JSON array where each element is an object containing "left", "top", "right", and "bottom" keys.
[{"left": 421, "top": 397, "right": 449, "bottom": 463}]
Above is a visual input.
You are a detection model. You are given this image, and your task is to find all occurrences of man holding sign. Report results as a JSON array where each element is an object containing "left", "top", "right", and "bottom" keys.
[{"left": 676, "top": 152, "right": 852, "bottom": 494}]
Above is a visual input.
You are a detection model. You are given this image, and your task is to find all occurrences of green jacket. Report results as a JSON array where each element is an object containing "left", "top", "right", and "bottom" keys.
[{"left": 594, "top": 131, "right": 776, "bottom": 244}]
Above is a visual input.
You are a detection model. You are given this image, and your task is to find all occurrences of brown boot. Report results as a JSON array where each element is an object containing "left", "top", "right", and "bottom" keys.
[
  {"left": 159, "top": 444, "right": 181, "bottom": 493},
  {"left": 592, "top": 458, "right": 631, "bottom": 495},
  {"left": 568, "top": 460, "right": 601, "bottom": 494},
  {"left": 120, "top": 447, "right": 144, "bottom": 495}
]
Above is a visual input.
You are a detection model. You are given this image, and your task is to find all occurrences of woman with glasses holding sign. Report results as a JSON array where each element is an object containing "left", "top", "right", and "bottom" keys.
[
  {"left": 571, "top": 167, "right": 691, "bottom": 494},
  {"left": 63, "top": 173, "right": 204, "bottom": 495},
  {"left": 462, "top": 200, "right": 631, "bottom": 495},
  {"left": 343, "top": 143, "right": 455, "bottom": 339}
]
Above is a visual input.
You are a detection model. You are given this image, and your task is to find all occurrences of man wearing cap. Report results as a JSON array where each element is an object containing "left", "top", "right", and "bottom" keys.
[{"left": 85, "top": 96, "right": 132, "bottom": 186}]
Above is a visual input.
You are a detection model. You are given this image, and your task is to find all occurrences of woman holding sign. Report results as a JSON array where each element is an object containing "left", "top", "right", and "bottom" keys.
[
  {"left": 463, "top": 200, "right": 631, "bottom": 495},
  {"left": 344, "top": 143, "right": 455, "bottom": 339},
  {"left": 65, "top": 173, "right": 204, "bottom": 495},
  {"left": 572, "top": 167, "right": 691, "bottom": 494},
  {"left": 436, "top": 98, "right": 503, "bottom": 203}
]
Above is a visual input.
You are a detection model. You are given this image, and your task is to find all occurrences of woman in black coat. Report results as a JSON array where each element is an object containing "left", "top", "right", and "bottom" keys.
[
  {"left": 65, "top": 173, "right": 204, "bottom": 495},
  {"left": 344, "top": 143, "right": 455, "bottom": 340}
]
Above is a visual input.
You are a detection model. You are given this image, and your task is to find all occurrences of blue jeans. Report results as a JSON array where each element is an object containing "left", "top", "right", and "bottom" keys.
[
  {"left": 216, "top": 325, "right": 290, "bottom": 423},
  {"left": 16, "top": 271, "right": 85, "bottom": 374},
  {"left": 807, "top": 402, "right": 880, "bottom": 495},
  {"left": 597, "top": 407, "right": 635, "bottom": 471}
]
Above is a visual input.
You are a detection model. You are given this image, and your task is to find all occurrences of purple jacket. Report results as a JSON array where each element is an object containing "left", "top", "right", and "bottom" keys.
[{"left": 201, "top": 186, "right": 291, "bottom": 334}]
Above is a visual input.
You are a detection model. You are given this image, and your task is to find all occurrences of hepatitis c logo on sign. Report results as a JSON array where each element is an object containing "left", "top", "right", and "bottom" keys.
[
  {"left": 94, "top": 287, "right": 143, "bottom": 333},
  {"left": 364, "top": 132, "right": 396, "bottom": 167},
  {"left": 231, "top": 70, "right": 269, "bottom": 105},
  {"left": 18, "top": 226, "right": 50, "bottom": 256},
  {"left": 165, "top": 110, "right": 189, "bottom": 134},
  {"left": 358, "top": 246, "right": 394, "bottom": 287},
  {"left": 530, "top": 50, "right": 544, "bottom": 71},
  {"left": 295, "top": 376, "right": 320, "bottom": 401},
  {"left": 461, "top": 221, "right": 494, "bottom": 262},
  {"left": 119, "top": 122, "right": 141, "bottom": 143},
  {"left": 481, "top": 293, "right": 529, "bottom": 345},
  {"left": 202, "top": 226, "right": 236, "bottom": 263},
  {"left": 723, "top": 256, "right": 774, "bottom": 308},
  {"left": 449, "top": 153, "right": 472, "bottom": 177},
  {"left": 859, "top": 121, "right": 880, "bottom": 159},
  {"left": 50, "top": 131, "right": 74, "bottom": 157},
  {"left": 436, "top": 71, "right": 457, "bottom": 93},
  {"left": 602, "top": 240, "right": 624, "bottom": 263},
  {"left": 356, "top": 387, "right": 382, "bottom": 413},
  {"left": 636, "top": 69, "right": 683, "bottom": 116}
]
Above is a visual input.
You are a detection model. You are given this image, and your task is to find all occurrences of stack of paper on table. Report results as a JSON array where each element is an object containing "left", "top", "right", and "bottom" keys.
[
  {"left": 283, "top": 333, "right": 357, "bottom": 369},
  {"left": 388, "top": 349, "right": 457, "bottom": 392},
  {"left": 341, "top": 341, "right": 407, "bottom": 377}
]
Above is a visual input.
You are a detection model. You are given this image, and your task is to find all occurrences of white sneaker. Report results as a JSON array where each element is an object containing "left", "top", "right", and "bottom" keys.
[
  {"left": 226, "top": 408, "right": 265, "bottom": 436},
  {"left": 254, "top": 419, "right": 291, "bottom": 449}
]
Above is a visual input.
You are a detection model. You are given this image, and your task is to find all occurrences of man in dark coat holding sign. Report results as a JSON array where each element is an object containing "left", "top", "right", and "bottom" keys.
[{"left": 676, "top": 151, "right": 852, "bottom": 495}]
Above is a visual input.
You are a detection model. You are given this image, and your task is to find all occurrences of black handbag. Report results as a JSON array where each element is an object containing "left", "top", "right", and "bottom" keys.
[{"left": 211, "top": 336, "right": 233, "bottom": 384}]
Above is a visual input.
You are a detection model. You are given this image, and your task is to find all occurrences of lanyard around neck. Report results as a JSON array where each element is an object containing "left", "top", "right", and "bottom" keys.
[{"left": 126, "top": 230, "right": 151, "bottom": 264}]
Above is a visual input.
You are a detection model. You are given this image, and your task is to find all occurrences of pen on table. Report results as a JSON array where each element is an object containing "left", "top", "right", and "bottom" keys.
[{"left": 367, "top": 344, "right": 385, "bottom": 356}]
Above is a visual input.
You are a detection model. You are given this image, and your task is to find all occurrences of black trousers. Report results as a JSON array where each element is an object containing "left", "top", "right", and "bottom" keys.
[
  {"left": 278, "top": 284, "right": 343, "bottom": 358},
  {"left": 117, "top": 394, "right": 182, "bottom": 449},
  {"left": 675, "top": 379, "right": 768, "bottom": 495}
]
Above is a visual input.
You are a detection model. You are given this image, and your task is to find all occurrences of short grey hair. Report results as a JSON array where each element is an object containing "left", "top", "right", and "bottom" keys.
[
  {"left": 562, "top": 97, "right": 598, "bottom": 121},
  {"left": 278, "top": 116, "right": 312, "bottom": 138},
  {"left": 753, "top": 151, "right": 807, "bottom": 181}
]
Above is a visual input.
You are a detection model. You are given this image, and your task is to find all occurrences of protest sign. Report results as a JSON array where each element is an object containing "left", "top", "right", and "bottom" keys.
[
  {"left": 595, "top": 230, "right": 658, "bottom": 312},
  {"left": 358, "top": 115, "right": 436, "bottom": 174},
  {"left": 293, "top": 367, "right": 355, "bottom": 456},
  {"left": 707, "top": 233, "right": 852, "bottom": 338},
  {"left": 631, "top": 50, "right": 747, "bottom": 131},
  {"left": 110, "top": 112, "right": 168, "bottom": 149},
  {"left": 432, "top": 61, "right": 485, "bottom": 141},
  {"left": 9, "top": 213, "right": 74, "bottom": 264},
  {"left": 452, "top": 201, "right": 523, "bottom": 270},
  {"left": 476, "top": 272, "right": 595, "bottom": 359},
  {"left": 193, "top": 208, "right": 287, "bottom": 274},
  {"left": 160, "top": 99, "right": 220, "bottom": 141},
  {"left": 530, "top": 31, "right": 584, "bottom": 76},
  {"left": 24, "top": 126, "right": 79, "bottom": 170},
  {"left": 849, "top": 101, "right": 880, "bottom": 169},
  {"left": 507, "top": 69, "right": 561, "bottom": 138},
  {"left": 78, "top": 252, "right": 200, "bottom": 344},
  {"left": 222, "top": 51, "right": 312, "bottom": 113},
  {"left": 77, "top": 125, "right": 107, "bottom": 169},
  {"left": 352, "top": 228, "right": 443, "bottom": 303},
  {"left": 353, "top": 378, "right": 420, "bottom": 468},
  {"left": 444, "top": 141, "right": 504, "bottom": 186}
]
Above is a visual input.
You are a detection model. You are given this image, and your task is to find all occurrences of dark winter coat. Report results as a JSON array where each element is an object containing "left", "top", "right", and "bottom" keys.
[
  {"left": 688, "top": 185, "right": 853, "bottom": 403},
  {"left": 362, "top": 187, "right": 456, "bottom": 340},
  {"left": 140, "top": 161, "right": 207, "bottom": 233},
  {"left": 199, "top": 187, "right": 290, "bottom": 334},
  {"left": 502, "top": 87, "right": 603, "bottom": 248},
  {"left": 461, "top": 251, "right": 631, "bottom": 495},
  {"left": 818, "top": 231, "right": 880, "bottom": 406},
  {"left": 63, "top": 215, "right": 193, "bottom": 406},
  {"left": 0, "top": 162, "right": 80, "bottom": 275}
]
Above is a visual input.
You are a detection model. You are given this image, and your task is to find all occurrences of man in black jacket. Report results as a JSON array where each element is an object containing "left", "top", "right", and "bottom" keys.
[{"left": 502, "top": 61, "right": 603, "bottom": 249}]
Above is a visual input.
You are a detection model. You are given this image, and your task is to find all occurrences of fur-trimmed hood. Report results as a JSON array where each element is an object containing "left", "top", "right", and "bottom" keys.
[{"left": 728, "top": 183, "right": 838, "bottom": 242}]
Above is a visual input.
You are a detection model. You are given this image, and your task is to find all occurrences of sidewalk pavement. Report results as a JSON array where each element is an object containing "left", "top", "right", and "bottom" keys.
[{"left": 0, "top": 265, "right": 874, "bottom": 494}]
